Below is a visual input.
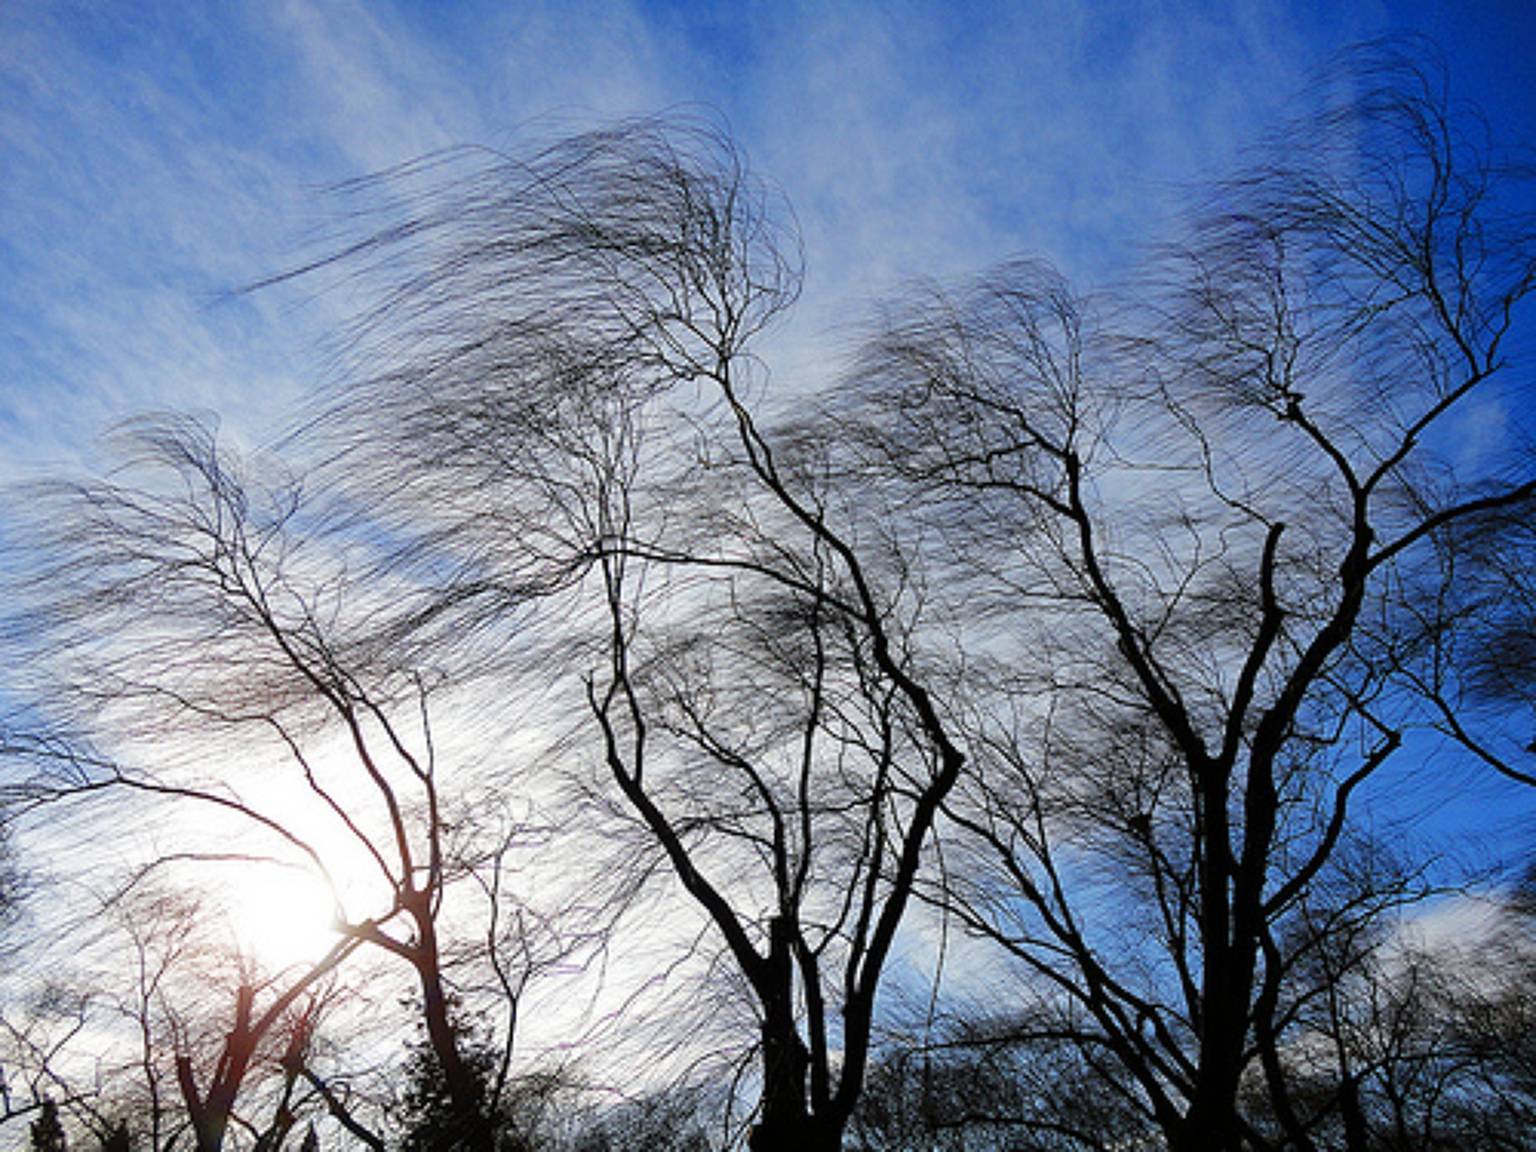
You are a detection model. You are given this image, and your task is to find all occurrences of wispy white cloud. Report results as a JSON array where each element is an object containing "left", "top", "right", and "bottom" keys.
[
  {"left": 3, "top": 0, "right": 1528, "bottom": 480},
  {"left": 4, "top": 0, "right": 1535, "bottom": 1102}
]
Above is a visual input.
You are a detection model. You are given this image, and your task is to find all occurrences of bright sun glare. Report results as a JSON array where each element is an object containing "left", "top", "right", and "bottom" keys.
[{"left": 223, "top": 865, "right": 341, "bottom": 972}]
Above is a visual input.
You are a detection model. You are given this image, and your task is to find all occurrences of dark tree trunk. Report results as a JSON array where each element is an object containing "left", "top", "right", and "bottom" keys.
[
  {"left": 752, "top": 918, "right": 811, "bottom": 1150},
  {"left": 748, "top": 918, "right": 846, "bottom": 1152},
  {"left": 743, "top": 921, "right": 854, "bottom": 1152},
  {"left": 410, "top": 899, "right": 497, "bottom": 1152},
  {"left": 1172, "top": 944, "right": 1261, "bottom": 1152},
  {"left": 1339, "top": 1071, "right": 1370, "bottom": 1152},
  {"left": 177, "top": 986, "right": 260, "bottom": 1152}
]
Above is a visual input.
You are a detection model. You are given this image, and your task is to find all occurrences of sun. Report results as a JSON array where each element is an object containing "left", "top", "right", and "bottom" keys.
[{"left": 221, "top": 862, "right": 342, "bottom": 973}]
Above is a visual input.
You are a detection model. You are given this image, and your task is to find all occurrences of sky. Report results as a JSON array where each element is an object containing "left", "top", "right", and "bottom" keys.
[
  {"left": 2, "top": 0, "right": 1534, "bottom": 481},
  {"left": 1, "top": 0, "right": 1535, "bottom": 1130},
  {"left": 0, "top": 0, "right": 1531, "bottom": 918},
  {"left": 0, "top": 0, "right": 1530, "bottom": 877}
]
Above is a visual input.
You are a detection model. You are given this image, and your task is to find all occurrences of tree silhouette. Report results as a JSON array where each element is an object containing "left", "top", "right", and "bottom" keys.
[
  {"left": 2, "top": 40, "right": 1532, "bottom": 1152},
  {"left": 2, "top": 419, "right": 555, "bottom": 1151},
  {"left": 292, "top": 117, "right": 966, "bottom": 1151},
  {"left": 30, "top": 1099, "right": 66, "bottom": 1152},
  {"left": 831, "top": 46, "right": 1536, "bottom": 1152}
]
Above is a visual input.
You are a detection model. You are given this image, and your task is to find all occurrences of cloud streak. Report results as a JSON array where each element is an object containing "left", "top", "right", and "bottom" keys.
[{"left": 0, "top": 2, "right": 1530, "bottom": 466}]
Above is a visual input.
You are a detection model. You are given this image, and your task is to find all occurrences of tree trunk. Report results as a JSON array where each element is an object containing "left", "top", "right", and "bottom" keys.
[
  {"left": 1339, "top": 1071, "right": 1370, "bottom": 1152},
  {"left": 1170, "top": 929, "right": 1255, "bottom": 1152},
  {"left": 411, "top": 901, "right": 497, "bottom": 1152},
  {"left": 747, "top": 916, "right": 852, "bottom": 1152},
  {"left": 751, "top": 917, "right": 811, "bottom": 1149},
  {"left": 176, "top": 986, "right": 261, "bottom": 1152},
  {"left": 749, "top": 1118, "right": 843, "bottom": 1152}
]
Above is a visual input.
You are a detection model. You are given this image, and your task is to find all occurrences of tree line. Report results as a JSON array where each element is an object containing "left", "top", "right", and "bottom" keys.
[{"left": 2, "top": 44, "right": 1534, "bottom": 1152}]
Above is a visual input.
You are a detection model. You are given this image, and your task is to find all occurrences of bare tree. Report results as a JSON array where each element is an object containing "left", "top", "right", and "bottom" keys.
[
  {"left": 832, "top": 46, "right": 1536, "bottom": 1152},
  {"left": 849, "top": 1018, "right": 1156, "bottom": 1152},
  {"left": 0, "top": 836, "right": 338, "bottom": 1152},
  {"left": 2, "top": 417, "right": 559, "bottom": 1151},
  {"left": 283, "top": 116, "right": 969, "bottom": 1151},
  {"left": 6, "top": 41, "right": 1532, "bottom": 1152},
  {"left": 1265, "top": 873, "right": 1536, "bottom": 1151},
  {"left": 1, "top": 987, "right": 94, "bottom": 1141}
]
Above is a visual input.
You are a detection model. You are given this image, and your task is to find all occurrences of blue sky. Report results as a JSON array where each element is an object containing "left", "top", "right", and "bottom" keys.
[
  {"left": 2, "top": 1, "right": 1534, "bottom": 887},
  {"left": 3, "top": 0, "right": 1533, "bottom": 478},
  {"left": 2, "top": 1, "right": 1535, "bottom": 1108}
]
